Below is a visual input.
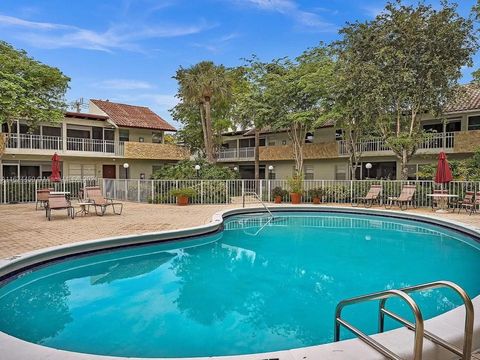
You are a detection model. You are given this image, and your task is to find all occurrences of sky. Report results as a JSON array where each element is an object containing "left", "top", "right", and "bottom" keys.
[{"left": 0, "top": 0, "right": 478, "bottom": 128}]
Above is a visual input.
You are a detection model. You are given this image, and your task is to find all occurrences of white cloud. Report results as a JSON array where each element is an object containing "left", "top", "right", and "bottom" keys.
[
  {"left": 192, "top": 32, "right": 241, "bottom": 53},
  {"left": 0, "top": 13, "right": 211, "bottom": 52},
  {"left": 242, "top": 0, "right": 337, "bottom": 32},
  {"left": 96, "top": 79, "right": 154, "bottom": 90}
]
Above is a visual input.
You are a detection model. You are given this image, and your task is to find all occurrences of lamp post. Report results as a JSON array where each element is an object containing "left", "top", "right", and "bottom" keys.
[
  {"left": 365, "top": 162, "right": 372, "bottom": 179},
  {"left": 268, "top": 165, "right": 274, "bottom": 180},
  {"left": 194, "top": 164, "right": 201, "bottom": 178},
  {"left": 123, "top": 163, "right": 129, "bottom": 179}
]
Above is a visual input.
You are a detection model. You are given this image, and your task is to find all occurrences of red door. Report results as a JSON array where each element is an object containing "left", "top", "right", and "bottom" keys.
[{"left": 102, "top": 165, "right": 116, "bottom": 179}]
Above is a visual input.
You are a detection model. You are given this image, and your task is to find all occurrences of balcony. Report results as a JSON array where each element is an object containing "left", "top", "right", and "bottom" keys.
[
  {"left": 337, "top": 132, "right": 455, "bottom": 156},
  {"left": 217, "top": 147, "right": 255, "bottom": 161},
  {"left": 5, "top": 134, "right": 125, "bottom": 156}
]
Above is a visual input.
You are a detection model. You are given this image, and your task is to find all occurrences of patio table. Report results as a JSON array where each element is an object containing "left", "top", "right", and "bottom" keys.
[
  {"left": 76, "top": 202, "right": 93, "bottom": 216},
  {"left": 426, "top": 193, "right": 458, "bottom": 213}
]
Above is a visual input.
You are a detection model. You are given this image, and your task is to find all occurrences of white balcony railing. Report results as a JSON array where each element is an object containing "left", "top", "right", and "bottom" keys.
[
  {"left": 217, "top": 147, "right": 255, "bottom": 161},
  {"left": 338, "top": 132, "right": 455, "bottom": 156},
  {"left": 6, "top": 134, "right": 63, "bottom": 150},
  {"left": 5, "top": 133, "right": 124, "bottom": 156}
]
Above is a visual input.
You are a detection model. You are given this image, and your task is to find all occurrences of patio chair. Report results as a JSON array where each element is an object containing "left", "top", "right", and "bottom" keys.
[
  {"left": 84, "top": 186, "right": 123, "bottom": 216},
  {"left": 36, "top": 188, "right": 53, "bottom": 210},
  {"left": 454, "top": 191, "right": 474, "bottom": 214},
  {"left": 45, "top": 194, "right": 75, "bottom": 221},
  {"left": 385, "top": 185, "right": 416, "bottom": 211},
  {"left": 431, "top": 189, "right": 449, "bottom": 211},
  {"left": 351, "top": 184, "right": 382, "bottom": 208}
]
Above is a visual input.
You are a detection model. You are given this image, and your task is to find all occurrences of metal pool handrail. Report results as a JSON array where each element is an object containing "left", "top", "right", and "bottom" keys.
[
  {"left": 335, "top": 289, "right": 424, "bottom": 360},
  {"left": 379, "top": 281, "right": 474, "bottom": 360},
  {"left": 334, "top": 280, "right": 474, "bottom": 360},
  {"left": 242, "top": 191, "right": 273, "bottom": 218}
]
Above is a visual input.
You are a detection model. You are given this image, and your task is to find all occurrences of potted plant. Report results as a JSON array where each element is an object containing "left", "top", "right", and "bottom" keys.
[
  {"left": 272, "top": 186, "right": 287, "bottom": 204},
  {"left": 287, "top": 175, "right": 304, "bottom": 204},
  {"left": 308, "top": 187, "right": 324, "bottom": 204},
  {"left": 170, "top": 188, "right": 197, "bottom": 206}
]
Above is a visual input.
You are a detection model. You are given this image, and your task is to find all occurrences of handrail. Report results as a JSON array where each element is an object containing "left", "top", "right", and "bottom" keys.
[
  {"left": 379, "top": 281, "right": 474, "bottom": 360},
  {"left": 335, "top": 289, "right": 424, "bottom": 360},
  {"left": 242, "top": 191, "right": 273, "bottom": 218},
  {"left": 334, "top": 280, "right": 474, "bottom": 360}
]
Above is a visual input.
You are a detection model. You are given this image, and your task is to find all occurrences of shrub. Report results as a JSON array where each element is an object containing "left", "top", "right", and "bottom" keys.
[
  {"left": 152, "top": 159, "right": 238, "bottom": 180},
  {"left": 272, "top": 186, "right": 288, "bottom": 199},
  {"left": 307, "top": 187, "right": 324, "bottom": 199},
  {"left": 170, "top": 187, "right": 197, "bottom": 198},
  {"left": 287, "top": 175, "right": 304, "bottom": 194}
]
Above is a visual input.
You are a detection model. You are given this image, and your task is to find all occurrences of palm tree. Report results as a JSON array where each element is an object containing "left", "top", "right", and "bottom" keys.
[{"left": 174, "top": 61, "right": 232, "bottom": 163}]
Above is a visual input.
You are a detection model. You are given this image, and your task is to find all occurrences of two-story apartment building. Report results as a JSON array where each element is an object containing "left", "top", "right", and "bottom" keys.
[
  {"left": 218, "top": 84, "right": 480, "bottom": 180},
  {"left": 0, "top": 99, "right": 189, "bottom": 179}
]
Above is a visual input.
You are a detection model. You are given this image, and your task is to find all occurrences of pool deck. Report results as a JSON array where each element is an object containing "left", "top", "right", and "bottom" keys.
[{"left": 1, "top": 202, "right": 479, "bottom": 260}]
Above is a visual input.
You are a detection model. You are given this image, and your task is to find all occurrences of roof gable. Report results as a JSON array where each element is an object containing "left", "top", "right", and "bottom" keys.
[{"left": 90, "top": 99, "right": 176, "bottom": 131}]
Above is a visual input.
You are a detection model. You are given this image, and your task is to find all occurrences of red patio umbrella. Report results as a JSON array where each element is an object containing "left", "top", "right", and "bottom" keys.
[
  {"left": 435, "top": 151, "right": 453, "bottom": 185},
  {"left": 50, "top": 153, "right": 61, "bottom": 182}
]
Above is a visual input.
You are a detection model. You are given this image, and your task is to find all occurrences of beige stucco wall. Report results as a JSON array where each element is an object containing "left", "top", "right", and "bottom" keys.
[
  {"left": 453, "top": 130, "right": 480, "bottom": 153},
  {"left": 124, "top": 142, "right": 189, "bottom": 161}
]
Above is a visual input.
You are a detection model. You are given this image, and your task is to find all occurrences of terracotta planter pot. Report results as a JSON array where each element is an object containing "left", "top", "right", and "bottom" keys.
[
  {"left": 290, "top": 192, "right": 302, "bottom": 204},
  {"left": 176, "top": 195, "right": 189, "bottom": 206},
  {"left": 274, "top": 196, "right": 282, "bottom": 204},
  {"left": 313, "top": 197, "right": 321, "bottom": 204}
]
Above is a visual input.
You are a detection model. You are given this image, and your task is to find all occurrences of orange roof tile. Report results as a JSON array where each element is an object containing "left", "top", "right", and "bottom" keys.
[{"left": 91, "top": 99, "right": 176, "bottom": 131}]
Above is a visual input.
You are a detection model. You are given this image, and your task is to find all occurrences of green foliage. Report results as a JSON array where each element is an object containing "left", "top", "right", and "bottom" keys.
[
  {"left": 324, "top": 184, "right": 350, "bottom": 202},
  {"left": 336, "top": 1, "right": 477, "bottom": 179},
  {"left": 271, "top": 186, "right": 288, "bottom": 198},
  {"left": 307, "top": 187, "right": 325, "bottom": 198},
  {"left": 416, "top": 149, "right": 480, "bottom": 181},
  {"left": 0, "top": 41, "right": 70, "bottom": 152},
  {"left": 172, "top": 61, "right": 234, "bottom": 162},
  {"left": 287, "top": 175, "right": 304, "bottom": 194},
  {"left": 170, "top": 187, "right": 197, "bottom": 198},
  {"left": 152, "top": 160, "right": 238, "bottom": 180}
]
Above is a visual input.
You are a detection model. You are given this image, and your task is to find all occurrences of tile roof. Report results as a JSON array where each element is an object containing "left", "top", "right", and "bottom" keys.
[
  {"left": 445, "top": 84, "right": 480, "bottom": 113},
  {"left": 90, "top": 99, "right": 176, "bottom": 131}
]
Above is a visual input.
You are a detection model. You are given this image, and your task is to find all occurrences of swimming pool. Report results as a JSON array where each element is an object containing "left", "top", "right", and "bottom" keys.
[{"left": 0, "top": 210, "right": 479, "bottom": 358}]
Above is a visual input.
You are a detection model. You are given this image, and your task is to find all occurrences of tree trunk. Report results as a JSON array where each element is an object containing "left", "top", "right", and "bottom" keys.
[
  {"left": 400, "top": 149, "right": 409, "bottom": 180},
  {"left": 199, "top": 105, "right": 208, "bottom": 158},
  {"left": 203, "top": 100, "right": 216, "bottom": 163}
]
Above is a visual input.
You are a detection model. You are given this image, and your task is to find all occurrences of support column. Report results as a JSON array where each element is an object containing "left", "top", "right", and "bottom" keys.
[{"left": 62, "top": 123, "right": 67, "bottom": 152}]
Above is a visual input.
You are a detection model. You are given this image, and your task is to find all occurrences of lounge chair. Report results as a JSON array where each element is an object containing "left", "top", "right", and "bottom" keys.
[
  {"left": 36, "top": 188, "right": 53, "bottom": 210},
  {"left": 45, "top": 194, "right": 75, "bottom": 221},
  {"left": 431, "top": 189, "right": 449, "bottom": 211},
  {"left": 454, "top": 191, "right": 474, "bottom": 214},
  {"left": 84, "top": 186, "right": 123, "bottom": 216},
  {"left": 352, "top": 184, "right": 382, "bottom": 208},
  {"left": 385, "top": 184, "right": 416, "bottom": 210}
]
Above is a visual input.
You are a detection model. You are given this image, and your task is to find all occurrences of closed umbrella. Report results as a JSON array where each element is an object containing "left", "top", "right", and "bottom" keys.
[
  {"left": 50, "top": 153, "right": 61, "bottom": 182},
  {"left": 434, "top": 151, "right": 453, "bottom": 212},
  {"left": 435, "top": 151, "right": 453, "bottom": 184}
]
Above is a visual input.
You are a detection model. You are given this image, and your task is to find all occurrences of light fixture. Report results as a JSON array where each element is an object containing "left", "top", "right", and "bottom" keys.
[
  {"left": 233, "top": 166, "right": 238, "bottom": 171},
  {"left": 365, "top": 163, "right": 372, "bottom": 169},
  {"left": 268, "top": 165, "right": 274, "bottom": 171},
  {"left": 123, "top": 163, "right": 129, "bottom": 179},
  {"left": 194, "top": 165, "right": 201, "bottom": 171}
]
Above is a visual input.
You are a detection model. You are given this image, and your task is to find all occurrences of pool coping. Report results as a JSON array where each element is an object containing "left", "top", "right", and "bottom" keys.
[{"left": 0, "top": 205, "right": 479, "bottom": 360}]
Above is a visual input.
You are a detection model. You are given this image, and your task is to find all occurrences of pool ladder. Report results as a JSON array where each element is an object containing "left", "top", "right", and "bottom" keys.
[
  {"left": 334, "top": 280, "right": 474, "bottom": 360},
  {"left": 242, "top": 191, "right": 273, "bottom": 219}
]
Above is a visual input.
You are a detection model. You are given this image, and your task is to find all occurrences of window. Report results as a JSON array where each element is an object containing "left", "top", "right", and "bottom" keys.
[
  {"left": 423, "top": 123, "right": 443, "bottom": 133},
  {"left": 335, "top": 129, "right": 343, "bottom": 140},
  {"left": 304, "top": 165, "right": 314, "bottom": 180},
  {"left": 446, "top": 119, "right": 461, "bottom": 132},
  {"left": 268, "top": 140, "right": 276, "bottom": 146},
  {"left": 2, "top": 164, "right": 19, "bottom": 178},
  {"left": 335, "top": 164, "right": 347, "bottom": 180},
  {"left": 119, "top": 129, "right": 130, "bottom": 142},
  {"left": 468, "top": 116, "right": 480, "bottom": 130},
  {"left": 20, "top": 166, "right": 40, "bottom": 178},
  {"left": 152, "top": 132, "right": 163, "bottom": 143},
  {"left": 407, "top": 164, "right": 418, "bottom": 181},
  {"left": 42, "top": 126, "right": 61, "bottom": 137}
]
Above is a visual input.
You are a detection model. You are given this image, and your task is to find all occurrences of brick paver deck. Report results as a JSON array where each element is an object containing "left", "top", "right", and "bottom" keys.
[{"left": 1, "top": 202, "right": 479, "bottom": 259}]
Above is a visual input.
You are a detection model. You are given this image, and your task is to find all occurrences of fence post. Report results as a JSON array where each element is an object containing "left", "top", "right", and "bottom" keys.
[
  {"left": 241, "top": 180, "right": 245, "bottom": 196},
  {"left": 34, "top": 179, "right": 38, "bottom": 202},
  {"left": 226, "top": 180, "right": 230, "bottom": 204},
  {"left": 201, "top": 180, "right": 204, "bottom": 204},
  {"left": 260, "top": 180, "right": 263, "bottom": 200},
  {"left": 2, "top": 180, "right": 5, "bottom": 204},
  {"left": 151, "top": 180, "right": 154, "bottom": 203},
  {"left": 267, "top": 180, "right": 271, "bottom": 202},
  {"left": 350, "top": 180, "right": 353, "bottom": 203},
  {"left": 138, "top": 179, "right": 141, "bottom": 202}
]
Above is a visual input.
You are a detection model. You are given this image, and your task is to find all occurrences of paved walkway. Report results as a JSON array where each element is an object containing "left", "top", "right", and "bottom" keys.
[{"left": 0, "top": 202, "right": 479, "bottom": 259}]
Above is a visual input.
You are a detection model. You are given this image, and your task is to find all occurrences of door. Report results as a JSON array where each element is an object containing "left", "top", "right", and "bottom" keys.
[{"left": 102, "top": 165, "right": 116, "bottom": 179}]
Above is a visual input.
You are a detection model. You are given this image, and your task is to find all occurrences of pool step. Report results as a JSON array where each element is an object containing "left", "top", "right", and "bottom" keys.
[{"left": 334, "top": 280, "right": 474, "bottom": 360}]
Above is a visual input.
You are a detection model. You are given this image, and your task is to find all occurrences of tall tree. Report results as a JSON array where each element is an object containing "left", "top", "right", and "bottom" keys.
[
  {"left": 266, "top": 46, "right": 334, "bottom": 176},
  {"left": 343, "top": 1, "right": 476, "bottom": 179},
  {"left": 0, "top": 41, "right": 70, "bottom": 156},
  {"left": 173, "top": 61, "right": 233, "bottom": 163},
  {"left": 328, "top": 28, "right": 379, "bottom": 179}
]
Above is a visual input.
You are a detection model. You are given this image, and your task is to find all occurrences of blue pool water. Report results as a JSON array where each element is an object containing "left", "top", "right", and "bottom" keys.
[{"left": 0, "top": 212, "right": 479, "bottom": 358}]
